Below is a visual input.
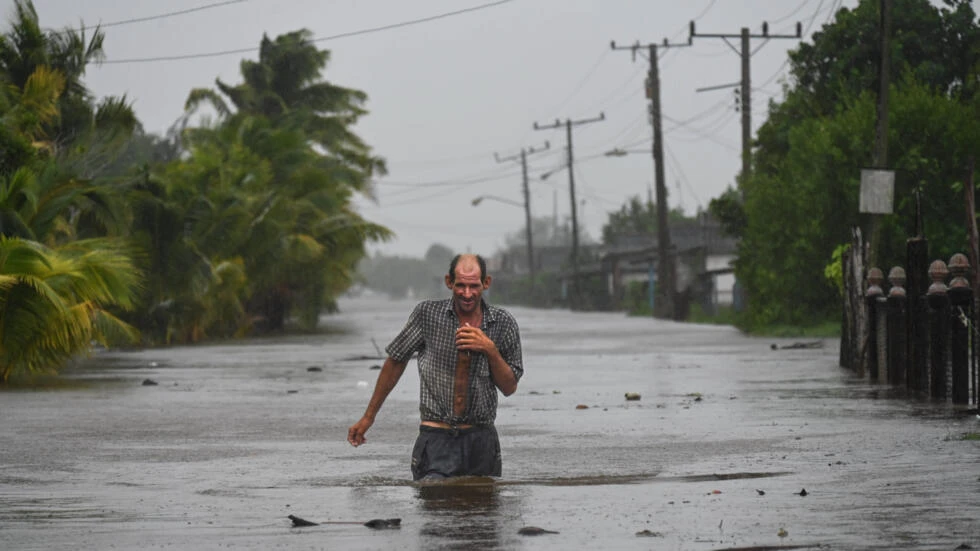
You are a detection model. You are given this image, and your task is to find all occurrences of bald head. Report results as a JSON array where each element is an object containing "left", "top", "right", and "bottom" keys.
[{"left": 447, "top": 254, "right": 487, "bottom": 284}]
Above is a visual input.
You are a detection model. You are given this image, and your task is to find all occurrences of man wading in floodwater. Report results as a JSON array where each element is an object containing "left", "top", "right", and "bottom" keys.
[{"left": 348, "top": 254, "right": 524, "bottom": 480}]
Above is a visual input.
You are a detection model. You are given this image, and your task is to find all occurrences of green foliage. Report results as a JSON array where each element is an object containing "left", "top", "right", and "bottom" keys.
[
  {"left": 600, "top": 195, "right": 691, "bottom": 245},
  {"left": 0, "top": 1, "right": 390, "bottom": 379},
  {"left": 0, "top": 0, "right": 138, "bottom": 165},
  {"left": 740, "top": 0, "right": 980, "bottom": 329},
  {"left": 119, "top": 28, "right": 391, "bottom": 342},
  {"left": 687, "top": 304, "right": 732, "bottom": 325},
  {"left": 824, "top": 244, "right": 848, "bottom": 297},
  {"left": 602, "top": 195, "right": 657, "bottom": 242},
  {"left": 622, "top": 280, "right": 653, "bottom": 316},
  {"left": 0, "top": 236, "right": 140, "bottom": 382},
  {"left": 708, "top": 187, "right": 746, "bottom": 238}
]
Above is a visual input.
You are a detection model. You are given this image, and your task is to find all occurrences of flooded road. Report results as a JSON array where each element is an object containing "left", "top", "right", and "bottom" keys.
[{"left": 2, "top": 295, "right": 978, "bottom": 550}]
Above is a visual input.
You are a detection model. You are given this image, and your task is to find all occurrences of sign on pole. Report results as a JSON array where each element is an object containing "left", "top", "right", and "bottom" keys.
[{"left": 860, "top": 168, "right": 895, "bottom": 214}]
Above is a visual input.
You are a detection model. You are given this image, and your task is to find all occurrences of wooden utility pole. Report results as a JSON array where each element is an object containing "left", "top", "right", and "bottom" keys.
[
  {"left": 533, "top": 113, "right": 605, "bottom": 309},
  {"left": 610, "top": 39, "right": 689, "bottom": 319},
  {"left": 869, "top": 0, "right": 892, "bottom": 268},
  {"left": 494, "top": 141, "right": 550, "bottom": 289},
  {"left": 689, "top": 21, "right": 802, "bottom": 188}
]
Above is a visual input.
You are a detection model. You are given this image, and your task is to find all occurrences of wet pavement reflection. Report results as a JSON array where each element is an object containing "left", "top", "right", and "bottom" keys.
[
  {"left": 1, "top": 295, "right": 978, "bottom": 550},
  {"left": 416, "top": 479, "right": 508, "bottom": 549}
]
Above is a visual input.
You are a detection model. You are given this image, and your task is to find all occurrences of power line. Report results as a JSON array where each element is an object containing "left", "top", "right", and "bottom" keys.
[
  {"left": 547, "top": 49, "right": 611, "bottom": 120},
  {"left": 757, "top": 0, "right": 842, "bottom": 95},
  {"left": 771, "top": 0, "right": 813, "bottom": 26},
  {"left": 50, "top": 0, "right": 249, "bottom": 33},
  {"left": 373, "top": 166, "right": 523, "bottom": 190},
  {"left": 664, "top": 141, "right": 703, "bottom": 211},
  {"left": 101, "top": 0, "right": 514, "bottom": 64},
  {"left": 665, "top": 104, "right": 734, "bottom": 137},
  {"left": 662, "top": 112, "right": 738, "bottom": 151}
]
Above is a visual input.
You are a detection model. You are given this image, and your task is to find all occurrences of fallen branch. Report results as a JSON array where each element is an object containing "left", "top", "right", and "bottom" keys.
[{"left": 288, "top": 514, "right": 401, "bottom": 529}]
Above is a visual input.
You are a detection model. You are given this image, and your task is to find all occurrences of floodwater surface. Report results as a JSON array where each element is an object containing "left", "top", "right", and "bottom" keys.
[{"left": 1, "top": 296, "right": 978, "bottom": 550}]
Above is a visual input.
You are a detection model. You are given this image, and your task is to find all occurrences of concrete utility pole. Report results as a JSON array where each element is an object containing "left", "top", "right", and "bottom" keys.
[
  {"left": 494, "top": 141, "right": 550, "bottom": 288},
  {"left": 690, "top": 21, "right": 802, "bottom": 188},
  {"left": 533, "top": 113, "right": 605, "bottom": 309},
  {"left": 610, "top": 38, "right": 689, "bottom": 320}
]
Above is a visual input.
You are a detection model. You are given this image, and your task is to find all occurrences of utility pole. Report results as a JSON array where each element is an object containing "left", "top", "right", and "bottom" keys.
[
  {"left": 869, "top": 0, "right": 891, "bottom": 268},
  {"left": 611, "top": 38, "right": 689, "bottom": 320},
  {"left": 690, "top": 21, "right": 802, "bottom": 188},
  {"left": 533, "top": 113, "right": 605, "bottom": 309},
  {"left": 494, "top": 141, "right": 550, "bottom": 289}
]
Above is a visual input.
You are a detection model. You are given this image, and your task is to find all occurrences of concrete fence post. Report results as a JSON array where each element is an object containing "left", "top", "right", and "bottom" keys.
[
  {"left": 865, "top": 267, "right": 885, "bottom": 380},
  {"left": 886, "top": 266, "right": 907, "bottom": 387},
  {"left": 927, "top": 260, "right": 950, "bottom": 400},
  {"left": 947, "top": 253, "right": 973, "bottom": 405}
]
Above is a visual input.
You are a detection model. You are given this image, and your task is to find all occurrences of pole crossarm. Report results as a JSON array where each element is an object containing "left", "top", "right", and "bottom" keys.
[
  {"left": 688, "top": 20, "right": 802, "bottom": 188},
  {"left": 608, "top": 37, "right": 687, "bottom": 319},
  {"left": 689, "top": 21, "right": 802, "bottom": 41},
  {"left": 494, "top": 140, "right": 550, "bottom": 164},
  {"left": 492, "top": 140, "right": 551, "bottom": 290},
  {"left": 533, "top": 113, "right": 605, "bottom": 131}
]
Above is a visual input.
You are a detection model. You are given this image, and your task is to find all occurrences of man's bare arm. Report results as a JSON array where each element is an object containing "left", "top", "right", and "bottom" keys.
[
  {"left": 347, "top": 357, "right": 408, "bottom": 446},
  {"left": 455, "top": 324, "right": 518, "bottom": 396}
]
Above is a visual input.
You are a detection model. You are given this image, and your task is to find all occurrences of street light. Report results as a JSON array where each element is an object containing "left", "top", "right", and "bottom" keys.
[
  {"left": 604, "top": 148, "right": 653, "bottom": 157},
  {"left": 605, "top": 145, "right": 675, "bottom": 319},
  {"left": 472, "top": 194, "right": 536, "bottom": 283},
  {"left": 540, "top": 165, "right": 567, "bottom": 181},
  {"left": 471, "top": 195, "right": 524, "bottom": 208}
]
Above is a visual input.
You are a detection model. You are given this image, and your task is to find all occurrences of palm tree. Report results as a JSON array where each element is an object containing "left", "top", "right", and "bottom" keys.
[
  {"left": 184, "top": 29, "right": 386, "bottom": 185},
  {"left": 174, "top": 31, "right": 392, "bottom": 333},
  {"left": 0, "top": 63, "right": 64, "bottom": 174},
  {"left": 0, "top": 236, "right": 141, "bottom": 382},
  {"left": 0, "top": 0, "right": 138, "bottom": 172},
  {"left": 168, "top": 113, "right": 390, "bottom": 333}
]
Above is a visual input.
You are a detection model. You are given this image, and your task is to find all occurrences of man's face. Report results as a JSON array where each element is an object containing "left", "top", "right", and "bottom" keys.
[{"left": 449, "top": 261, "right": 487, "bottom": 315}]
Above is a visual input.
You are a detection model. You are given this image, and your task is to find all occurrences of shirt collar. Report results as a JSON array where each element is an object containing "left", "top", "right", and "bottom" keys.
[{"left": 442, "top": 297, "right": 497, "bottom": 324}]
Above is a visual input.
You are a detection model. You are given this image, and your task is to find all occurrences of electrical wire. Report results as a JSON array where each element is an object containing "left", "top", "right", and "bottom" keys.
[
  {"left": 546, "top": 49, "right": 612, "bottom": 121},
  {"left": 374, "top": 166, "right": 523, "bottom": 190},
  {"left": 665, "top": 103, "right": 734, "bottom": 137},
  {"left": 102, "top": 0, "right": 514, "bottom": 64},
  {"left": 668, "top": 98, "right": 730, "bottom": 127},
  {"left": 770, "top": 0, "right": 813, "bottom": 26},
  {"left": 664, "top": 141, "right": 703, "bottom": 211},
  {"left": 757, "top": 0, "right": 842, "bottom": 93},
  {"left": 50, "top": 0, "right": 249, "bottom": 33},
  {"left": 662, "top": 112, "right": 737, "bottom": 151}
]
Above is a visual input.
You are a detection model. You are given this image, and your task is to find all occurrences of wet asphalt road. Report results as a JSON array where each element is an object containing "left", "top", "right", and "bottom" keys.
[{"left": 1, "top": 295, "right": 978, "bottom": 550}]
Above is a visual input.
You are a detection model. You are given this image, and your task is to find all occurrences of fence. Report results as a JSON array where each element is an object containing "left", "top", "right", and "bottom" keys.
[{"left": 863, "top": 253, "right": 978, "bottom": 406}]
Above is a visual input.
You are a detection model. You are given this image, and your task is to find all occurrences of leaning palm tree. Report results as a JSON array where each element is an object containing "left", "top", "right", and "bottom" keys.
[
  {"left": 0, "top": 236, "right": 141, "bottom": 382},
  {"left": 0, "top": 63, "right": 64, "bottom": 175},
  {"left": 184, "top": 29, "right": 386, "bottom": 186},
  {"left": 0, "top": 0, "right": 138, "bottom": 171},
  {"left": 178, "top": 38, "right": 393, "bottom": 333}
]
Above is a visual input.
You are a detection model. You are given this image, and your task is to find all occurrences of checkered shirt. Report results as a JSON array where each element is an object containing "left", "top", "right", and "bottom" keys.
[{"left": 386, "top": 298, "right": 523, "bottom": 425}]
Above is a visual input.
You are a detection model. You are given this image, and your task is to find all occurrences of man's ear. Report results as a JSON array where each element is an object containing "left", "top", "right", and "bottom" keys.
[
  {"left": 445, "top": 274, "right": 453, "bottom": 289},
  {"left": 483, "top": 275, "right": 492, "bottom": 289}
]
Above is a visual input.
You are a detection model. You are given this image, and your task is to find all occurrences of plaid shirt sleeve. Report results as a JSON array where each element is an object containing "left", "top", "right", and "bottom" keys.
[
  {"left": 495, "top": 309, "right": 524, "bottom": 383},
  {"left": 386, "top": 302, "right": 425, "bottom": 362}
]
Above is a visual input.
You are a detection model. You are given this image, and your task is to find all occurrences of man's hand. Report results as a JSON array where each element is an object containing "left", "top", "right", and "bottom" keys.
[
  {"left": 455, "top": 323, "right": 496, "bottom": 354},
  {"left": 348, "top": 416, "right": 374, "bottom": 447}
]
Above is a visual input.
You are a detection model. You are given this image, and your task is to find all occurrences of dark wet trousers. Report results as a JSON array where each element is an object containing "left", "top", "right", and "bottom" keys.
[{"left": 411, "top": 425, "right": 502, "bottom": 481}]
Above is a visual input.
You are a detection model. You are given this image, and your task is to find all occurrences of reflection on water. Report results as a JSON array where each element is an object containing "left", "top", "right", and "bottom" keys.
[{"left": 416, "top": 478, "right": 506, "bottom": 550}]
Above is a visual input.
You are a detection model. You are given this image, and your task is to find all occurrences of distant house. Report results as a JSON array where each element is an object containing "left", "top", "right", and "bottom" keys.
[{"left": 489, "top": 213, "right": 737, "bottom": 315}]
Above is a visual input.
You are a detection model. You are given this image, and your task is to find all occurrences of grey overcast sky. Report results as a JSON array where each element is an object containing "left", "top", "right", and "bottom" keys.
[{"left": 10, "top": 0, "right": 864, "bottom": 258}]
